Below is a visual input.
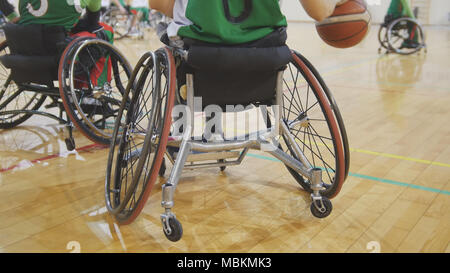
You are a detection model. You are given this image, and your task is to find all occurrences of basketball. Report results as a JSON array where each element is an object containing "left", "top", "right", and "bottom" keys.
[{"left": 315, "top": 0, "right": 371, "bottom": 48}]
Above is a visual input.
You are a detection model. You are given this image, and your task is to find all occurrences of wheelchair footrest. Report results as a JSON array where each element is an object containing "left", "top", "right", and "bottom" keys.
[{"left": 180, "top": 151, "right": 241, "bottom": 162}]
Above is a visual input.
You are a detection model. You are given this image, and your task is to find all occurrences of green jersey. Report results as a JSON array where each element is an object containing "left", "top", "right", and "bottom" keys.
[
  {"left": 387, "top": 0, "right": 415, "bottom": 19},
  {"left": 19, "top": 0, "right": 102, "bottom": 31},
  {"left": 171, "top": 0, "right": 287, "bottom": 44}
]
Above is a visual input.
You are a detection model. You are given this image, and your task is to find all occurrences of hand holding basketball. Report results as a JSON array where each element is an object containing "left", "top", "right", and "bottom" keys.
[{"left": 315, "top": 0, "right": 371, "bottom": 48}]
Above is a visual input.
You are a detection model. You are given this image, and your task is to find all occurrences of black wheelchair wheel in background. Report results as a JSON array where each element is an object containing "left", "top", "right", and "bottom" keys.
[
  {"left": 0, "top": 42, "right": 47, "bottom": 129},
  {"left": 387, "top": 17, "right": 426, "bottom": 55},
  {"left": 58, "top": 37, "right": 132, "bottom": 145}
]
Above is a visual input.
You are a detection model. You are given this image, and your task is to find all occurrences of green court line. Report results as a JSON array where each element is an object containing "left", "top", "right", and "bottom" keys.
[{"left": 246, "top": 153, "right": 450, "bottom": 196}]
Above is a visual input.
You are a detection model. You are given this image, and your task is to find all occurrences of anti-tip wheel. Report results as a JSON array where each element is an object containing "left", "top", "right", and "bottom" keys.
[
  {"left": 310, "top": 197, "right": 332, "bottom": 219},
  {"left": 65, "top": 138, "right": 76, "bottom": 151},
  {"left": 163, "top": 216, "right": 183, "bottom": 242},
  {"left": 218, "top": 159, "right": 226, "bottom": 171}
]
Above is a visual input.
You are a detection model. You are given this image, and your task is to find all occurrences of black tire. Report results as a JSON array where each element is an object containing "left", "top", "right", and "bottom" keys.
[
  {"left": 278, "top": 51, "right": 348, "bottom": 199},
  {"left": 310, "top": 198, "right": 332, "bottom": 218},
  {"left": 0, "top": 42, "right": 47, "bottom": 128},
  {"left": 159, "top": 157, "right": 167, "bottom": 177},
  {"left": 378, "top": 24, "right": 389, "bottom": 50},
  {"left": 59, "top": 37, "right": 132, "bottom": 145},
  {"left": 105, "top": 48, "right": 176, "bottom": 225},
  {"left": 163, "top": 216, "right": 183, "bottom": 242}
]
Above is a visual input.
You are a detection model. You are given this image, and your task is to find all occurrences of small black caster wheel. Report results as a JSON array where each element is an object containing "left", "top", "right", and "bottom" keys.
[
  {"left": 65, "top": 138, "right": 76, "bottom": 151},
  {"left": 163, "top": 217, "right": 183, "bottom": 242},
  {"left": 159, "top": 158, "right": 166, "bottom": 177},
  {"left": 310, "top": 198, "right": 332, "bottom": 218},
  {"left": 218, "top": 159, "right": 226, "bottom": 171}
]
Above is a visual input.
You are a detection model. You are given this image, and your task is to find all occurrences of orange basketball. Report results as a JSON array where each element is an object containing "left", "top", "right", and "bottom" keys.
[{"left": 315, "top": 0, "right": 371, "bottom": 48}]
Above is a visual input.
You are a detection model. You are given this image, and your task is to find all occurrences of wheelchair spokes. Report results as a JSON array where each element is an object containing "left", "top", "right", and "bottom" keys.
[
  {"left": 59, "top": 38, "right": 132, "bottom": 144},
  {"left": 106, "top": 49, "right": 176, "bottom": 224},
  {"left": 269, "top": 53, "right": 346, "bottom": 199},
  {"left": 0, "top": 43, "right": 47, "bottom": 128},
  {"left": 379, "top": 17, "right": 427, "bottom": 55}
]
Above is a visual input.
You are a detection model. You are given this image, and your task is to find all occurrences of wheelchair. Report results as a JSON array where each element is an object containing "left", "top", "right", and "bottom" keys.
[
  {"left": 101, "top": 5, "right": 170, "bottom": 40},
  {"left": 104, "top": 29, "right": 350, "bottom": 242},
  {"left": 378, "top": 15, "right": 427, "bottom": 55},
  {"left": 0, "top": 24, "right": 132, "bottom": 150}
]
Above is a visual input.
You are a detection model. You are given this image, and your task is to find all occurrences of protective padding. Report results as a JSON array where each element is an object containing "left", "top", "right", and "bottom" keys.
[{"left": 0, "top": 24, "right": 66, "bottom": 84}]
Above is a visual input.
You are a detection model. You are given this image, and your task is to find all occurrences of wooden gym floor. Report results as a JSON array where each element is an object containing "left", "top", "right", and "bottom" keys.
[{"left": 0, "top": 23, "right": 449, "bottom": 253}]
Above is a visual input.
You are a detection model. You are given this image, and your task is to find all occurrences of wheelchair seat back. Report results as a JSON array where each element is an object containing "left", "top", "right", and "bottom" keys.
[
  {"left": 182, "top": 28, "right": 292, "bottom": 109},
  {"left": 0, "top": 24, "right": 67, "bottom": 84}
]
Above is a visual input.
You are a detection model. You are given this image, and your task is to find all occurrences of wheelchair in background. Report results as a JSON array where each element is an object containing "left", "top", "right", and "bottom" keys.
[
  {"left": 104, "top": 28, "right": 350, "bottom": 242},
  {"left": 378, "top": 14, "right": 427, "bottom": 55},
  {"left": 0, "top": 24, "right": 132, "bottom": 150},
  {"left": 100, "top": 4, "right": 170, "bottom": 40}
]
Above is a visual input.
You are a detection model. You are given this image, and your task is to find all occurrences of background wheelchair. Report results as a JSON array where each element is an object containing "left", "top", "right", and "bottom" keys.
[
  {"left": 100, "top": 4, "right": 170, "bottom": 40},
  {"left": 104, "top": 32, "right": 350, "bottom": 242},
  {"left": 378, "top": 14, "right": 427, "bottom": 55},
  {"left": 0, "top": 24, "right": 132, "bottom": 150}
]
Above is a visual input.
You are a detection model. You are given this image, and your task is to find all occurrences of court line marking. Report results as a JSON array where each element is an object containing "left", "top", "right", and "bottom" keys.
[
  {"left": 246, "top": 153, "right": 450, "bottom": 196},
  {"left": 0, "top": 143, "right": 107, "bottom": 173},
  {"left": 221, "top": 126, "right": 450, "bottom": 169}
]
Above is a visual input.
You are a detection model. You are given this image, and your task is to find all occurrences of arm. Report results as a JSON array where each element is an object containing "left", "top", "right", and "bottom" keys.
[
  {"left": 0, "top": 0, "right": 19, "bottom": 22},
  {"left": 149, "top": 0, "right": 175, "bottom": 18},
  {"left": 299, "top": 0, "right": 347, "bottom": 22},
  {"left": 112, "top": 0, "right": 128, "bottom": 14}
]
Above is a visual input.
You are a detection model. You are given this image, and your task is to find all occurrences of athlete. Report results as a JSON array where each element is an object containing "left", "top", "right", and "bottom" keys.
[
  {"left": 385, "top": 0, "right": 419, "bottom": 48},
  {"left": 149, "top": 0, "right": 348, "bottom": 45}
]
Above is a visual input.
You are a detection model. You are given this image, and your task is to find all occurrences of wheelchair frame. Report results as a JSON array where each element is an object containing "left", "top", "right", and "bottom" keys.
[
  {"left": 0, "top": 36, "right": 132, "bottom": 150},
  {"left": 378, "top": 17, "right": 427, "bottom": 55},
  {"left": 105, "top": 46, "right": 350, "bottom": 242}
]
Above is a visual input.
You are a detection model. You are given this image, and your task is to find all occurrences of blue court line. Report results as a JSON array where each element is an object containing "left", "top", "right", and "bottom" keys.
[{"left": 246, "top": 153, "right": 450, "bottom": 196}]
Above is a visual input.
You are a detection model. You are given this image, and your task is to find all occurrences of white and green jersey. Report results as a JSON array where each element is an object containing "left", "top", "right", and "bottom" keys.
[
  {"left": 19, "top": 0, "right": 102, "bottom": 30},
  {"left": 168, "top": 0, "right": 287, "bottom": 44}
]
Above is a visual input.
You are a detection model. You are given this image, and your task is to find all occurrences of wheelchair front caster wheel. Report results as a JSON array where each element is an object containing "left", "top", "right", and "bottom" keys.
[
  {"left": 65, "top": 138, "right": 75, "bottom": 151},
  {"left": 310, "top": 198, "right": 332, "bottom": 218},
  {"left": 163, "top": 216, "right": 183, "bottom": 242},
  {"left": 218, "top": 159, "right": 226, "bottom": 171}
]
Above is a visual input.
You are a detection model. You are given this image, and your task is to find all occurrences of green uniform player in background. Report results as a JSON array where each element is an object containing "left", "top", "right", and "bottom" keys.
[
  {"left": 18, "top": 0, "right": 101, "bottom": 31},
  {"left": 385, "top": 0, "right": 419, "bottom": 48}
]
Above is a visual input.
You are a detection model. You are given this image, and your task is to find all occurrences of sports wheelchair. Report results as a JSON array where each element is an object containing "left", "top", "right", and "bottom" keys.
[
  {"left": 101, "top": 5, "right": 170, "bottom": 40},
  {"left": 378, "top": 14, "right": 427, "bottom": 55},
  {"left": 0, "top": 24, "right": 132, "bottom": 150},
  {"left": 104, "top": 29, "right": 350, "bottom": 242}
]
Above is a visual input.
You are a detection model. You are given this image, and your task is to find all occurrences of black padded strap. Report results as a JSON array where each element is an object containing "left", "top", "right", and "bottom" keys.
[{"left": 187, "top": 45, "right": 292, "bottom": 72}]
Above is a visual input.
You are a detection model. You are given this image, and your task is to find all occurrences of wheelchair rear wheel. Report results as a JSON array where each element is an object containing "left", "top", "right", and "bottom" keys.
[
  {"left": 105, "top": 48, "right": 176, "bottom": 224},
  {"left": 278, "top": 51, "right": 349, "bottom": 199},
  {"left": 58, "top": 37, "right": 132, "bottom": 145},
  {"left": 0, "top": 42, "right": 47, "bottom": 129},
  {"left": 387, "top": 17, "right": 426, "bottom": 55},
  {"left": 378, "top": 24, "right": 389, "bottom": 52}
]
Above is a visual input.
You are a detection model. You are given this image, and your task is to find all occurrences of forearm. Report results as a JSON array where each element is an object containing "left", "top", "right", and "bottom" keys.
[
  {"left": 299, "top": 0, "right": 344, "bottom": 21},
  {"left": 0, "top": 0, "right": 18, "bottom": 21},
  {"left": 149, "top": 0, "right": 175, "bottom": 18}
]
